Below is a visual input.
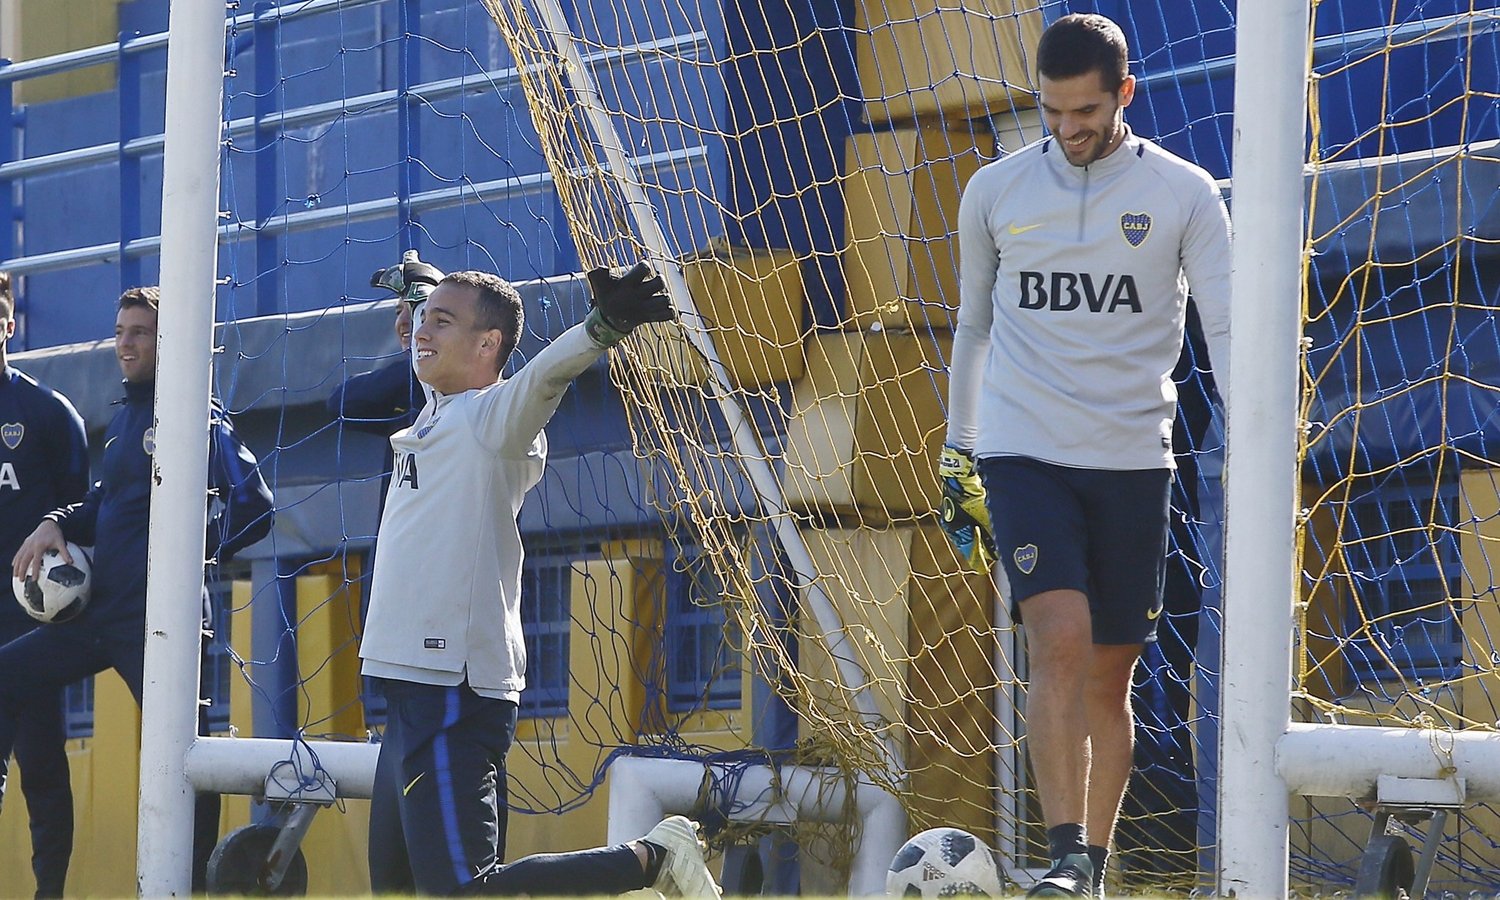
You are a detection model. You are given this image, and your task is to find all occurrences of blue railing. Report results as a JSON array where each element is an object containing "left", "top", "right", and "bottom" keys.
[{"left": 0, "top": 0, "right": 711, "bottom": 347}]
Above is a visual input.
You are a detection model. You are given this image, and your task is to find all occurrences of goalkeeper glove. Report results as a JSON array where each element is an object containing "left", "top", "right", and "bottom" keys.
[
  {"left": 370, "top": 249, "right": 445, "bottom": 303},
  {"left": 584, "top": 261, "right": 674, "bottom": 347},
  {"left": 938, "top": 445, "right": 996, "bottom": 573}
]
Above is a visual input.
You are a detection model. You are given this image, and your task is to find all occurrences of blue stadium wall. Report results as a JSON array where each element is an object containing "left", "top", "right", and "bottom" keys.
[{"left": 0, "top": 0, "right": 1495, "bottom": 810}]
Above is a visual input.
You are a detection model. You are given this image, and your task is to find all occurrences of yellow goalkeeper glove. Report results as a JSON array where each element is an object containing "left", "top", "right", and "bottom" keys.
[{"left": 938, "top": 446, "right": 996, "bottom": 573}]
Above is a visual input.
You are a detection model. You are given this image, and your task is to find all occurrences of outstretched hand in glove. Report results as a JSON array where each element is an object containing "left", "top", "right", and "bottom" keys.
[{"left": 584, "top": 261, "right": 675, "bottom": 347}]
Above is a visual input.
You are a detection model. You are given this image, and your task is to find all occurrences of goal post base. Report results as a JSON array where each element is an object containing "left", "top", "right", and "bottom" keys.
[
  {"left": 185, "top": 736, "right": 380, "bottom": 799},
  {"left": 1278, "top": 723, "right": 1500, "bottom": 801},
  {"left": 605, "top": 755, "right": 904, "bottom": 896}
]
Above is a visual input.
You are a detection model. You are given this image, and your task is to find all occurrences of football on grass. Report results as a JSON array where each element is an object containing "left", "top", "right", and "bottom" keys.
[{"left": 886, "top": 826, "right": 1005, "bottom": 897}]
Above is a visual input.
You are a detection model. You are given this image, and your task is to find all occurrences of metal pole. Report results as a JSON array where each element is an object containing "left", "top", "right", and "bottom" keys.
[
  {"left": 136, "top": 1, "right": 226, "bottom": 894},
  {"left": 1218, "top": 0, "right": 1311, "bottom": 895}
]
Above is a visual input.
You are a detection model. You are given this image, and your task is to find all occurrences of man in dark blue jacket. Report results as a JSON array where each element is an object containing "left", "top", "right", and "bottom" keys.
[
  {"left": 325, "top": 250, "right": 441, "bottom": 441},
  {"left": 6, "top": 285, "right": 274, "bottom": 891},
  {"left": 0, "top": 271, "right": 90, "bottom": 899}
]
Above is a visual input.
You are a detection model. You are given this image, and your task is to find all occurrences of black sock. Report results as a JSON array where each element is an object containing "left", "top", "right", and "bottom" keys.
[
  {"left": 641, "top": 840, "right": 666, "bottom": 883},
  {"left": 1088, "top": 845, "right": 1108, "bottom": 886},
  {"left": 1046, "top": 823, "right": 1088, "bottom": 862}
]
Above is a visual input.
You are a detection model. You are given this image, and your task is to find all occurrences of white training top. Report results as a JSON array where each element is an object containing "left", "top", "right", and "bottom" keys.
[
  {"left": 945, "top": 127, "right": 1231, "bottom": 470},
  {"left": 360, "top": 323, "right": 604, "bottom": 701}
]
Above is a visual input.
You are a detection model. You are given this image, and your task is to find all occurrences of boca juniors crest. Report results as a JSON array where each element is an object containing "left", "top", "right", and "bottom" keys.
[
  {"left": 1120, "top": 212, "right": 1152, "bottom": 248},
  {"left": 1013, "top": 543, "right": 1038, "bottom": 575},
  {"left": 1, "top": 422, "right": 22, "bottom": 450}
]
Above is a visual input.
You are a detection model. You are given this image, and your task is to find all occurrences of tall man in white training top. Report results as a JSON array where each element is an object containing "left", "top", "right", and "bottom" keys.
[{"left": 939, "top": 13, "right": 1231, "bottom": 898}]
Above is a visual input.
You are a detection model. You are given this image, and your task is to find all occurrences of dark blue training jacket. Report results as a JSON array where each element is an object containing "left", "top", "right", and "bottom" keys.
[
  {"left": 325, "top": 357, "right": 422, "bottom": 437},
  {"left": 0, "top": 365, "right": 89, "bottom": 637},
  {"left": 326, "top": 357, "right": 421, "bottom": 526},
  {"left": 49, "top": 379, "right": 274, "bottom": 625}
]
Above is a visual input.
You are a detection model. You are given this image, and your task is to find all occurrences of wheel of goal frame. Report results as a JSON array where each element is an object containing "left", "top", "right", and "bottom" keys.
[
  {"left": 1352, "top": 833, "right": 1414, "bottom": 900},
  {"left": 206, "top": 823, "right": 310, "bottom": 896}
]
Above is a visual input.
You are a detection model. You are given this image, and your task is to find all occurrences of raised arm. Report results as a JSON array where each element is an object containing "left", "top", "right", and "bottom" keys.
[{"left": 472, "top": 262, "right": 675, "bottom": 458}]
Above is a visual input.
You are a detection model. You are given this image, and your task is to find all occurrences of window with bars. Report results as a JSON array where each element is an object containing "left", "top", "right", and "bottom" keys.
[
  {"left": 1343, "top": 473, "right": 1464, "bottom": 678},
  {"left": 520, "top": 554, "right": 572, "bottom": 718},
  {"left": 665, "top": 544, "right": 742, "bottom": 712}
]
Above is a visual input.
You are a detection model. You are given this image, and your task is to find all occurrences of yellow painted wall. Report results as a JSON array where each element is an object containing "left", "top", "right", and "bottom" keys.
[
  {"left": 1454, "top": 468, "right": 1500, "bottom": 873},
  {"left": 6, "top": 0, "right": 124, "bottom": 105}
]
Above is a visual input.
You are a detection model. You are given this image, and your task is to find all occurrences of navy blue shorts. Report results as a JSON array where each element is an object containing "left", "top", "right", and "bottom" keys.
[
  {"left": 369, "top": 679, "right": 519, "bottom": 896},
  {"left": 978, "top": 456, "right": 1172, "bottom": 645}
]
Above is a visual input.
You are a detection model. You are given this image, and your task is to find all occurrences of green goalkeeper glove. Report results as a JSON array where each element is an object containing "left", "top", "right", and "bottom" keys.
[{"left": 938, "top": 445, "right": 996, "bottom": 573}]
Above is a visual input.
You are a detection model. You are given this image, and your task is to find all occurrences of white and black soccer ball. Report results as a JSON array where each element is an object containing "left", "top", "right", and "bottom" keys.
[
  {"left": 886, "top": 827, "right": 1005, "bottom": 898},
  {"left": 12, "top": 543, "right": 92, "bottom": 623}
]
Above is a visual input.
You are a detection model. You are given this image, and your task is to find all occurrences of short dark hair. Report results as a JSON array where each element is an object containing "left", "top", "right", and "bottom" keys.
[
  {"left": 1037, "top": 13, "right": 1131, "bottom": 94},
  {"left": 441, "top": 270, "right": 524, "bottom": 369},
  {"left": 118, "top": 286, "right": 161, "bottom": 312},
  {"left": 0, "top": 271, "right": 12, "bottom": 319}
]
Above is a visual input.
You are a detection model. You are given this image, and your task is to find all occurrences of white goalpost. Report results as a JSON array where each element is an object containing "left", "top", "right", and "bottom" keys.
[
  {"left": 1214, "top": 0, "right": 1309, "bottom": 893},
  {"left": 136, "top": 0, "right": 235, "bottom": 894},
  {"left": 136, "top": 3, "right": 381, "bottom": 896}
]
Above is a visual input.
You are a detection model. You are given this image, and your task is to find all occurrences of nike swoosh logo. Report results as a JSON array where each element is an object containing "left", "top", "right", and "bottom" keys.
[
  {"left": 1008, "top": 223, "right": 1044, "bottom": 235},
  {"left": 105, "top": 436, "right": 118, "bottom": 450},
  {"left": 403, "top": 772, "right": 425, "bottom": 796},
  {"left": 1146, "top": 604, "right": 1164, "bottom": 620}
]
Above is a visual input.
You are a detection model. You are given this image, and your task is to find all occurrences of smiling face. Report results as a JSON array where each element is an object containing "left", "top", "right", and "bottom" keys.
[
  {"left": 411, "top": 281, "right": 504, "bottom": 394},
  {"left": 1039, "top": 69, "right": 1135, "bottom": 168},
  {"left": 115, "top": 303, "right": 158, "bottom": 383},
  {"left": 395, "top": 299, "right": 416, "bottom": 350}
]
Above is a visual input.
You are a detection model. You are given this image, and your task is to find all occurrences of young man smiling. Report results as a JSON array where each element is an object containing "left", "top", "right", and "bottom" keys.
[
  {"left": 360, "top": 264, "right": 720, "bottom": 897},
  {"left": 940, "top": 13, "right": 1232, "bottom": 897}
]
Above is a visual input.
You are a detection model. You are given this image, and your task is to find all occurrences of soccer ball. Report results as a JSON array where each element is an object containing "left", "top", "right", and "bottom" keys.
[
  {"left": 886, "top": 827, "right": 1005, "bottom": 897},
  {"left": 12, "top": 543, "right": 92, "bottom": 623}
]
